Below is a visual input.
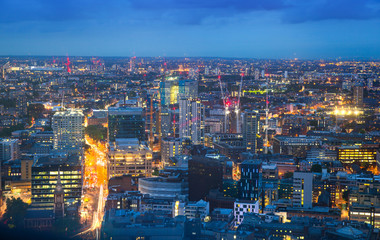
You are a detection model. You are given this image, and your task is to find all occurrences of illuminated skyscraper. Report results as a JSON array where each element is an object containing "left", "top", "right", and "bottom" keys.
[
  {"left": 52, "top": 109, "right": 84, "bottom": 155},
  {"left": 179, "top": 98, "right": 205, "bottom": 145},
  {"left": 160, "top": 78, "right": 198, "bottom": 106},
  {"left": 353, "top": 85, "right": 364, "bottom": 108},
  {"left": 178, "top": 79, "right": 198, "bottom": 100},
  {"left": 242, "top": 110, "right": 259, "bottom": 153}
]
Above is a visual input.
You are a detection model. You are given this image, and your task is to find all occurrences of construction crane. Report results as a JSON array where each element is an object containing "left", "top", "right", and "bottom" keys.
[
  {"left": 145, "top": 93, "right": 155, "bottom": 150},
  {"left": 65, "top": 57, "right": 71, "bottom": 73},
  {"left": 264, "top": 77, "right": 269, "bottom": 154},
  {"left": 218, "top": 75, "right": 230, "bottom": 133},
  {"left": 235, "top": 72, "right": 244, "bottom": 133}
]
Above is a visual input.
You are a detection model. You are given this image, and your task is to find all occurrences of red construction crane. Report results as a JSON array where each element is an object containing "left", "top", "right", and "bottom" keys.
[{"left": 65, "top": 57, "right": 71, "bottom": 73}]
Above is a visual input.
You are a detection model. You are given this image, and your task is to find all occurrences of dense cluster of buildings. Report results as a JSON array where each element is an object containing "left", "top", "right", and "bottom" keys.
[{"left": 0, "top": 57, "right": 380, "bottom": 239}]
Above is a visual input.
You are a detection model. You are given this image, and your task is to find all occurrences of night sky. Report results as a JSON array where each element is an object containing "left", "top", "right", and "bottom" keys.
[{"left": 0, "top": 0, "right": 380, "bottom": 59}]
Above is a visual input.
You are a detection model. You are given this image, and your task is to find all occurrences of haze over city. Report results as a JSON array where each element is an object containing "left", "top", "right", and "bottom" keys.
[{"left": 1, "top": 0, "right": 380, "bottom": 58}]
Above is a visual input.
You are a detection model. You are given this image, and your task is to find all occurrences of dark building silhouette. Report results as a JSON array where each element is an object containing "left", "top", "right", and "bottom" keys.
[
  {"left": 188, "top": 156, "right": 223, "bottom": 201},
  {"left": 108, "top": 107, "right": 145, "bottom": 142}
]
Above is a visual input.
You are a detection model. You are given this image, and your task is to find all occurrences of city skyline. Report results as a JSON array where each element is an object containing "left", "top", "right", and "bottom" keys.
[
  {"left": 1, "top": 1, "right": 380, "bottom": 238},
  {"left": 0, "top": 0, "right": 380, "bottom": 59}
]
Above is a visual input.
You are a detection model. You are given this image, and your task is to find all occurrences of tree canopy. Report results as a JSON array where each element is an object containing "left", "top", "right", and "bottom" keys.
[
  {"left": 85, "top": 125, "right": 107, "bottom": 141},
  {"left": 311, "top": 164, "right": 322, "bottom": 173},
  {"left": 2, "top": 197, "right": 29, "bottom": 229},
  {"left": 283, "top": 171, "right": 293, "bottom": 179}
]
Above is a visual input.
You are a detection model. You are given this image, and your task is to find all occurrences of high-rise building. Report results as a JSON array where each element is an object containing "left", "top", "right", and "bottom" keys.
[
  {"left": 292, "top": 172, "right": 313, "bottom": 209},
  {"left": 160, "top": 78, "right": 198, "bottom": 107},
  {"left": 238, "top": 160, "right": 262, "bottom": 201},
  {"left": 353, "top": 85, "right": 364, "bottom": 108},
  {"left": 188, "top": 156, "right": 224, "bottom": 201},
  {"left": 160, "top": 107, "right": 179, "bottom": 138},
  {"left": 161, "top": 137, "right": 184, "bottom": 166},
  {"left": 0, "top": 138, "right": 20, "bottom": 162},
  {"left": 178, "top": 79, "right": 198, "bottom": 100},
  {"left": 31, "top": 154, "right": 82, "bottom": 209},
  {"left": 242, "top": 110, "right": 259, "bottom": 153},
  {"left": 205, "top": 67, "right": 210, "bottom": 75},
  {"left": 254, "top": 69, "right": 260, "bottom": 81},
  {"left": 160, "top": 80, "right": 178, "bottom": 106},
  {"left": 108, "top": 107, "right": 145, "bottom": 142},
  {"left": 179, "top": 98, "right": 205, "bottom": 145},
  {"left": 52, "top": 109, "right": 84, "bottom": 155},
  {"left": 107, "top": 138, "right": 152, "bottom": 179},
  {"left": 16, "top": 96, "right": 28, "bottom": 116}
]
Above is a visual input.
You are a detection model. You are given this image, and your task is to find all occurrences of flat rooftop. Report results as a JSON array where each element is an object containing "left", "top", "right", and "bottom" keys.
[{"left": 33, "top": 154, "right": 81, "bottom": 167}]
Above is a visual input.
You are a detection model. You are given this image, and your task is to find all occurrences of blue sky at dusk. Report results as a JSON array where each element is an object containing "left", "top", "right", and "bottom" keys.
[{"left": 0, "top": 0, "right": 380, "bottom": 59}]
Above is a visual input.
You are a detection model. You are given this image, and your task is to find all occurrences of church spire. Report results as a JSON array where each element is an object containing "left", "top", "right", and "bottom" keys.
[
  {"left": 55, "top": 168, "right": 63, "bottom": 194},
  {"left": 54, "top": 168, "right": 64, "bottom": 218}
]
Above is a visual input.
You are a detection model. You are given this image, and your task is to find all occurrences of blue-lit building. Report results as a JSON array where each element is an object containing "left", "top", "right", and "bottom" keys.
[
  {"left": 239, "top": 160, "right": 262, "bottom": 201},
  {"left": 160, "top": 77, "right": 198, "bottom": 106},
  {"left": 108, "top": 107, "right": 145, "bottom": 142}
]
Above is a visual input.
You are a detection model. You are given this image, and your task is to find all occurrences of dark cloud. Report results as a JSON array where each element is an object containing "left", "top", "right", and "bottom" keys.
[
  {"left": 127, "top": 0, "right": 380, "bottom": 24},
  {"left": 128, "top": 0, "right": 289, "bottom": 25},
  {"left": 0, "top": 0, "right": 379, "bottom": 26},
  {"left": 283, "top": 0, "right": 380, "bottom": 23},
  {"left": 0, "top": 0, "right": 128, "bottom": 23}
]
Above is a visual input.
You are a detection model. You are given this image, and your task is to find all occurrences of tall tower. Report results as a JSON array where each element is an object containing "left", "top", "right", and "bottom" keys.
[
  {"left": 353, "top": 86, "right": 364, "bottom": 108},
  {"left": 52, "top": 109, "right": 85, "bottom": 155},
  {"left": 242, "top": 110, "right": 259, "bottom": 153},
  {"left": 54, "top": 170, "right": 65, "bottom": 218},
  {"left": 239, "top": 160, "right": 262, "bottom": 201},
  {"left": 179, "top": 98, "right": 205, "bottom": 145}
]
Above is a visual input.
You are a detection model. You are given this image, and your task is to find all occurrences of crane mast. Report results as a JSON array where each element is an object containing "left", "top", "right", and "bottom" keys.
[
  {"left": 264, "top": 77, "right": 269, "bottom": 154},
  {"left": 218, "top": 75, "right": 229, "bottom": 133},
  {"left": 235, "top": 72, "right": 244, "bottom": 133}
]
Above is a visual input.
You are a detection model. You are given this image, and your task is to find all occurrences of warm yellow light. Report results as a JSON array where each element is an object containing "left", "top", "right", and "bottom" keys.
[{"left": 354, "top": 111, "right": 359, "bottom": 115}]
